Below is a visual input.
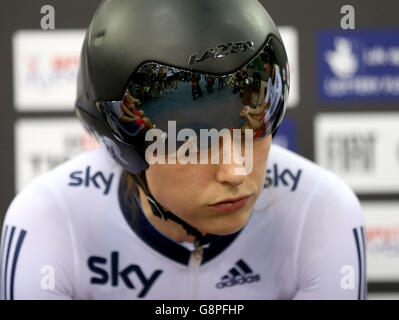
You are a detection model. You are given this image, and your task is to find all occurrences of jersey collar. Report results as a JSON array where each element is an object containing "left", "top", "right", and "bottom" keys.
[{"left": 118, "top": 172, "right": 242, "bottom": 266}]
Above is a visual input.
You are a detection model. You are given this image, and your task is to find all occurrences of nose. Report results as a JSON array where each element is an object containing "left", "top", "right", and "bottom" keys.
[
  {"left": 215, "top": 161, "right": 247, "bottom": 186},
  {"left": 213, "top": 132, "right": 248, "bottom": 186}
]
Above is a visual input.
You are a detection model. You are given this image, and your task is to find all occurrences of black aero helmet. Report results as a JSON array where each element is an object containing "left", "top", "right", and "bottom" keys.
[
  {"left": 76, "top": 0, "right": 290, "bottom": 243},
  {"left": 76, "top": 0, "right": 289, "bottom": 173}
]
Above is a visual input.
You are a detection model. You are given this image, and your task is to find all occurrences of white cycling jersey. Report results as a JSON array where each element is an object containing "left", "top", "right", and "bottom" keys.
[{"left": 0, "top": 144, "right": 366, "bottom": 300}]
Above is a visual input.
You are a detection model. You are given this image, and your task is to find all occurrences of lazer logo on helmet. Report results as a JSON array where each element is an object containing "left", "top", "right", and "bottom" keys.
[
  {"left": 88, "top": 251, "right": 163, "bottom": 298},
  {"left": 188, "top": 41, "right": 255, "bottom": 65}
]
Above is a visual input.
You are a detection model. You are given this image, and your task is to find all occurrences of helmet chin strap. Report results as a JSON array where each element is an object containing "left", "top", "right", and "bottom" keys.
[
  {"left": 128, "top": 131, "right": 277, "bottom": 247},
  {"left": 130, "top": 171, "right": 217, "bottom": 247}
]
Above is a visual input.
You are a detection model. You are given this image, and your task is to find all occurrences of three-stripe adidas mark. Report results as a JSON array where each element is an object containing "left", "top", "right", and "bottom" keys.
[
  {"left": 353, "top": 226, "right": 367, "bottom": 300},
  {"left": 0, "top": 225, "right": 27, "bottom": 300},
  {"left": 216, "top": 259, "right": 260, "bottom": 289}
]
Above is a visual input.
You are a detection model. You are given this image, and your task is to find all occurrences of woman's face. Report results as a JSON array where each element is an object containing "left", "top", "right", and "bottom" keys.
[{"left": 145, "top": 135, "right": 272, "bottom": 236}]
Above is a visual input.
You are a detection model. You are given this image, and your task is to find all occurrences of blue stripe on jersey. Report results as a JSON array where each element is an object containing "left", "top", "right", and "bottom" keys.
[
  {"left": 4, "top": 226, "right": 15, "bottom": 300},
  {"left": 9, "top": 229, "right": 27, "bottom": 300},
  {"left": 353, "top": 228, "right": 362, "bottom": 300},
  {"left": 360, "top": 226, "right": 367, "bottom": 300},
  {"left": 0, "top": 225, "right": 9, "bottom": 298}
]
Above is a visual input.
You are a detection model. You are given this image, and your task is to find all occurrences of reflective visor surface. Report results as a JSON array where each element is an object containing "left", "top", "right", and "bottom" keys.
[{"left": 97, "top": 35, "right": 289, "bottom": 153}]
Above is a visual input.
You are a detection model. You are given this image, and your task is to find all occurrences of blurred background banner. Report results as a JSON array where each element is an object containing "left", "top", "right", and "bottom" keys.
[
  {"left": 15, "top": 118, "right": 98, "bottom": 191},
  {"left": 0, "top": 0, "right": 398, "bottom": 299},
  {"left": 279, "top": 26, "right": 300, "bottom": 108},
  {"left": 272, "top": 117, "right": 298, "bottom": 152},
  {"left": 362, "top": 201, "right": 399, "bottom": 282},
  {"left": 315, "top": 113, "right": 399, "bottom": 193},
  {"left": 317, "top": 30, "right": 399, "bottom": 103},
  {"left": 13, "top": 30, "right": 85, "bottom": 111}
]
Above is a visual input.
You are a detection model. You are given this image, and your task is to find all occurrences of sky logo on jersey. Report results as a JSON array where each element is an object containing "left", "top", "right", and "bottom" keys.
[
  {"left": 216, "top": 259, "right": 260, "bottom": 289},
  {"left": 68, "top": 166, "right": 114, "bottom": 195},
  {"left": 88, "top": 251, "right": 163, "bottom": 298},
  {"left": 264, "top": 164, "right": 302, "bottom": 191},
  {"left": 317, "top": 29, "right": 399, "bottom": 102}
]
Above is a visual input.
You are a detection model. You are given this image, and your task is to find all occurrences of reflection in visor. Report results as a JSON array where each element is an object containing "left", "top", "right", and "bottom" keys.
[{"left": 97, "top": 35, "right": 289, "bottom": 154}]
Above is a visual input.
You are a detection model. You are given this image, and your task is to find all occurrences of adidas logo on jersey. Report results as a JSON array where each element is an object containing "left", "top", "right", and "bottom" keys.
[{"left": 216, "top": 259, "right": 260, "bottom": 289}]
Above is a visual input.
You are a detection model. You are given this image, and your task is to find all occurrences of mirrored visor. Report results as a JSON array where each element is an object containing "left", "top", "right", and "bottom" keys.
[{"left": 96, "top": 35, "right": 289, "bottom": 154}]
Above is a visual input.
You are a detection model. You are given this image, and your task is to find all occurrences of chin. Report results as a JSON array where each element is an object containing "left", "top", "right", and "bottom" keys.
[{"left": 201, "top": 209, "right": 252, "bottom": 236}]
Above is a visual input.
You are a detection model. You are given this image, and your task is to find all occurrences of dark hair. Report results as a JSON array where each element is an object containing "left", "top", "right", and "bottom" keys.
[{"left": 260, "top": 51, "right": 272, "bottom": 64}]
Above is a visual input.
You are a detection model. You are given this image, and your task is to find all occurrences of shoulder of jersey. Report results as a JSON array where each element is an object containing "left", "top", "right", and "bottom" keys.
[
  {"left": 5, "top": 148, "right": 121, "bottom": 229},
  {"left": 253, "top": 144, "right": 359, "bottom": 213},
  {"left": 18, "top": 148, "right": 121, "bottom": 203}
]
